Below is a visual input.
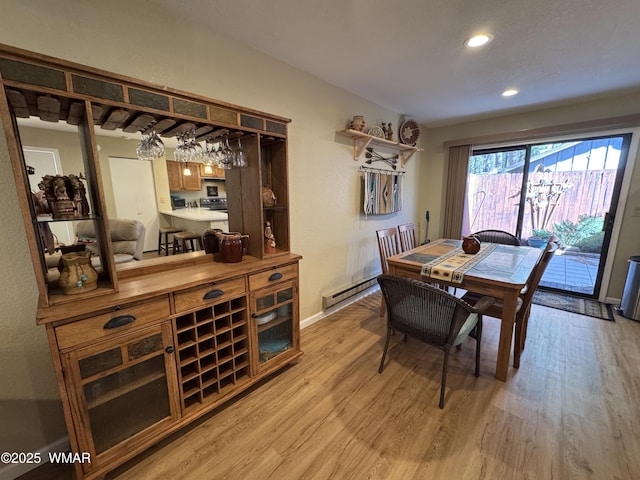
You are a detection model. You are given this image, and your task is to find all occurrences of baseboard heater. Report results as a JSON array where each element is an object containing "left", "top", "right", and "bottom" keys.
[{"left": 322, "top": 276, "right": 378, "bottom": 309}]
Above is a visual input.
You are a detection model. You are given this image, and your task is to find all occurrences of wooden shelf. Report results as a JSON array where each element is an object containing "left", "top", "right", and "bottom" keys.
[
  {"left": 336, "top": 129, "right": 422, "bottom": 166},
  {"left": 86, "top": 369, "right": 165, "bottom": 410},
  {"left": 257, "top": 314, "right": 292, "bottom": 333}
]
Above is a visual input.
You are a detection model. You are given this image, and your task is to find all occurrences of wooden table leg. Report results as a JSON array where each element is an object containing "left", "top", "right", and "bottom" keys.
[{"left": 495, "top": 290, "right": 518, "bottom": 381}]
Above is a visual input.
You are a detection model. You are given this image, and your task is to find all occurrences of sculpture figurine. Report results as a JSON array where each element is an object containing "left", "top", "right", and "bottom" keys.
[{"left": 264, "top": 221, "right": 277, "bottom": 253}]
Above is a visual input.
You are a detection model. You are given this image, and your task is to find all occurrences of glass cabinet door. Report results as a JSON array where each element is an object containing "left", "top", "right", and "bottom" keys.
[
  {"left": 63, "top": 323, "right": 179, "bottom": 461},
  {"left": 251, "top": 280, "right": 297, "bottom": 368}
]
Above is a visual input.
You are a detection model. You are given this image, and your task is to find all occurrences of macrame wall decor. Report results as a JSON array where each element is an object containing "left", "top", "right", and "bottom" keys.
[{"left": 360, "top": 165, "right": 404, "bottom": 215}]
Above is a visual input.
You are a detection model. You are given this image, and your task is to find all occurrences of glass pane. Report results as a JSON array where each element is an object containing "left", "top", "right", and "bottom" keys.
[
  {"left": 258, "top": 320, "right": 292, "bottom": 364},
  {"left": 531, "top": 137, "right": 624, "bottom": 295},
  {"left": 16, "top": 117, "right": 98, "bottom": 291},
  {"left": 465, "top": 148, "right": 525, "bottom": 235},
  {"left": 79, "top": 347, "right": 122, "bottom": 379},
  {"left": 83, "top": 355, "right": 169, "bottom": 453},
  {"left": 276, "top": 287, "right": 293, "bottom": 304},
  {"left": 255, "top": 292, "right": 275, "bottom": 311}
]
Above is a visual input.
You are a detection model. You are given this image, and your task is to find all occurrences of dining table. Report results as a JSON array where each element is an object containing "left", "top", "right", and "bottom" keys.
[{"left": 386, "top": 238, "right": 543, "bottom": 381}]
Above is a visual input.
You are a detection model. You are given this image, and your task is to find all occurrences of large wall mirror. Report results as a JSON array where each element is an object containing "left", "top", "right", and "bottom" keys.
[
  {"left": 10, "top": 94, "right": 249, "bottom": 288},
  {"left": 0, "top": 45, "right": 290, "bottom": 305}
]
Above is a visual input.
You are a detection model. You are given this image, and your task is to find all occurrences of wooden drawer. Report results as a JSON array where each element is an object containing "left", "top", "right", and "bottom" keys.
[
  {"left": 55, "top": 296, "right": 171, "bottom": 350},
  {"left": 174, "top": 276, "right": 246, "bottom": 313},
  {"left": 249, "top": 263, "right": 298, "bottom": 291}
]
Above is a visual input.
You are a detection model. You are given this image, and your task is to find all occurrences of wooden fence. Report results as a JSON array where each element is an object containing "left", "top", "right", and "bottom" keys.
[{"left": 466, "top": 170, "right": 616, "bottom": 238}]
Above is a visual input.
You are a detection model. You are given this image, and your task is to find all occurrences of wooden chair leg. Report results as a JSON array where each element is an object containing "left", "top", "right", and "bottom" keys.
[{"left": 513, "top": 307, "right": 531, "bottom": 368}]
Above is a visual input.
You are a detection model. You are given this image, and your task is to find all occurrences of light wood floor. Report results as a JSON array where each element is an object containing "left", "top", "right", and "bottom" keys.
[{"left": 21, "top": 292, "right": 640, "bottom": 480}]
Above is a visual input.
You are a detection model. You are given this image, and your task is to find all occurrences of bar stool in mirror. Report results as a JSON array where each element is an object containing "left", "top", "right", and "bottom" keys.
[
  {"left": 173, "top": 231, "right": 204, "bottom": 254},
  {"left": 158, "top": 226, "right": 183, "bottom": 256}
]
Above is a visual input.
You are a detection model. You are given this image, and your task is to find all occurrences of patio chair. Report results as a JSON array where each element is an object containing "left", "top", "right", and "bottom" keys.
[
  {"left": 461, "top": 240, "right": 557, "bottom": 367},
  {"left": 377, "top": 275, "right": 495, "bottom": 408},
  {"left": 376, "top": 227, "right": 402, "bottom": 316},
  {"left": 397, "top": 223, "right": 417, "bottom": 252},
  {"left": 471, "top": 229, "right": 521, "bottom": 246}
]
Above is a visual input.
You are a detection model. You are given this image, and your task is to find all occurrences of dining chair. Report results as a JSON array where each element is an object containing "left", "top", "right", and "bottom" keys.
[
  {"left": 377, "top": 275, "right": 495, "bottom": 408},
  {"left": 376, "top": 227, "right": 402, "bottom": 316},
  {"left": 397, "top": 223, "right": 417, "bottom": 252},
  {"left": 461, "top": 240, "right": 557, "bottom": 367},
  {"left": 471, "top": 229, "right": 521, "bottom": 246}
]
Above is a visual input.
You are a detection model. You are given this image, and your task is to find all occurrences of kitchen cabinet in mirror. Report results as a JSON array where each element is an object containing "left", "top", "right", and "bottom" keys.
[{"left": 167, "top": 160, "right": 202, "bottom": 191}]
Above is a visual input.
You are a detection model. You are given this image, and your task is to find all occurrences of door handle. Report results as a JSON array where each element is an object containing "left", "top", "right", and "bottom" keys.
[{"left": 603, "top": 212, "right": 614, "bottom": 231}]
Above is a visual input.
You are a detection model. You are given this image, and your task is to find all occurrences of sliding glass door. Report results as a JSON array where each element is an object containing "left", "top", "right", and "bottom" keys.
[{"left": 465, "top": 134, "right": 630, "bottom": 298}]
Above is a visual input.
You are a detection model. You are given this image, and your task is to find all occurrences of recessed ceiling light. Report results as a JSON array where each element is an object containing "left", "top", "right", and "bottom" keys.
[
  {"left": 465, "top": 34, "right": 493, "bottom": 48},
  {"left": 502, "top": 89, "right": 519, "bottom": 97}
]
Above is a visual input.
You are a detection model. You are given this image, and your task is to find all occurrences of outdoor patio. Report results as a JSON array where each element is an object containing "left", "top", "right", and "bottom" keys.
[{"left": 540, "top": 250, "right": 600, "bottom": 295}]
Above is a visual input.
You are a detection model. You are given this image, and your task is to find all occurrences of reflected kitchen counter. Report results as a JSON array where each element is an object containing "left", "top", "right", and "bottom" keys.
[
  {"left": 160, "top": 208, "right": 229, "bottom": 234},
  {"left": 160, "top": 208, "right": 228, "bottom": 222}
]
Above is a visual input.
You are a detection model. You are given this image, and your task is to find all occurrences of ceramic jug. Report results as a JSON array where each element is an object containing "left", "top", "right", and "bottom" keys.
[
  {"left": 462, "top": 235, "right": 481, "bottom": 254},
  {"left": 203, "top": 228, "right": 223, "bottom": 254},
  {"left": 216, "top": 232, "right": 249, "bottom": 263},
  {"left": 350, "top": 115, "right": 366, "bottom": 132}
]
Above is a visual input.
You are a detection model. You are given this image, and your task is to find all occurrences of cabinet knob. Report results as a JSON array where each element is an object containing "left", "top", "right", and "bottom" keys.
[
  {"left": 268, "top": 272, "right": 283, "bottom": 282},
  {"left": 165, "top": 346, "right": 175, "bottom": 354}
]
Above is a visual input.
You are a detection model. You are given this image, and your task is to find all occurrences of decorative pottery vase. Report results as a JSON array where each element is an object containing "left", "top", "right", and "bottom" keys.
[
  {"left": 462, "top": 235, "right": 481, "bottom": 254},
  {"left": 203, "top": 228, "right": 223, "bottom": 254},
  {"left": 216, "top": 232, "right": 248, "bottom": 263},
  {"left": 350, "top": 115, "right": 366, "bottom": 132},
  {"left": 58, "top": 251, "right": 98, "bottom": 294}
]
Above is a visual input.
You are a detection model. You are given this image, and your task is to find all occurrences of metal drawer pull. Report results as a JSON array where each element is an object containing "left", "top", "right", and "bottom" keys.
[
  {"left": 268, "top": 272, "right": 283, "bottom": 282},
  {"left": 203, "top": 289, "right": 224, "bottom": 300},
  {"left": 103, "top": 314, "right": 136, "bottom": 329}
]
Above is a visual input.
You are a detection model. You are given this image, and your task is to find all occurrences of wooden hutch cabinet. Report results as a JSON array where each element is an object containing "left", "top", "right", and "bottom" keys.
[{"left": 0, "top": 43, "right": 301, "bottom": 480}]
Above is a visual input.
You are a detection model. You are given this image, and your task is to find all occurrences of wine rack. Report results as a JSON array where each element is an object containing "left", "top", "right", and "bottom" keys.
[{"left": 174, "top": 296, "right": 250, "bottom": 412}]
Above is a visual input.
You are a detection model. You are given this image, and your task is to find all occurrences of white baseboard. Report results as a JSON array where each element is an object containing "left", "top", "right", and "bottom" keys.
[
  {"left": 0, "top": 436, "right": 69, "bottom": 480},
  {"left": 605, "top": 296, "right": 621, "bottom": 306},
  {"left": 301, "top": 285, "right": 379, "bottom": 330}
]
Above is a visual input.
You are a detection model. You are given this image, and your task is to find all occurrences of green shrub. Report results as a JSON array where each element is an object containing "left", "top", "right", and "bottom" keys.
[
  {"left": 575, "top": 231, "right": 604, "bottom": 253},
  {"left": 553, "top": 215, "right": 603, "bottom": 246},
  {"left": 531, "top": 228, "right": 552, "bottom": 239}
]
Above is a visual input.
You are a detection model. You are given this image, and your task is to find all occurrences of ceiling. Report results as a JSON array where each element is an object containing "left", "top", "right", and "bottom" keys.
[{"left": 151, "top": 0, "right": 640, "bottom": 127}]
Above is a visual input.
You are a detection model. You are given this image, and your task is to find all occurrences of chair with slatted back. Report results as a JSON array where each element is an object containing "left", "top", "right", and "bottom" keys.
[
  {"left": 472, "top": 229, "right": 521, "bottom": 246},
  {"left": 461, "top": 240, "right": 557, "bottom": 367},
  {"left": 377, "top": 275, "right": 495, "bottom": 408},
  {"left": 376, "top": 227, "right": 402, "bottom": 316},
  {"left": 397, "top": 223, "right": 417, "bottom": 252}
]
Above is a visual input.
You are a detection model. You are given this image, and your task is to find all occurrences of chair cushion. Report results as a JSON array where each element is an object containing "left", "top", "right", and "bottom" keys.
[
  {"left": 461, "top": 291, "right": 523, "bottom": 318},
  {"left": 74, "top": 218, "right": 146, "bottom": 261},
  {"left": 453, "top": 313, "right": 478, "bottom": 346}
]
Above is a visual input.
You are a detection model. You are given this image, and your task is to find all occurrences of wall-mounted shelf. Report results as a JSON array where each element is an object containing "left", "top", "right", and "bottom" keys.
[{"left": 336, "top": 129, "right": 422, "bottom": 167}]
